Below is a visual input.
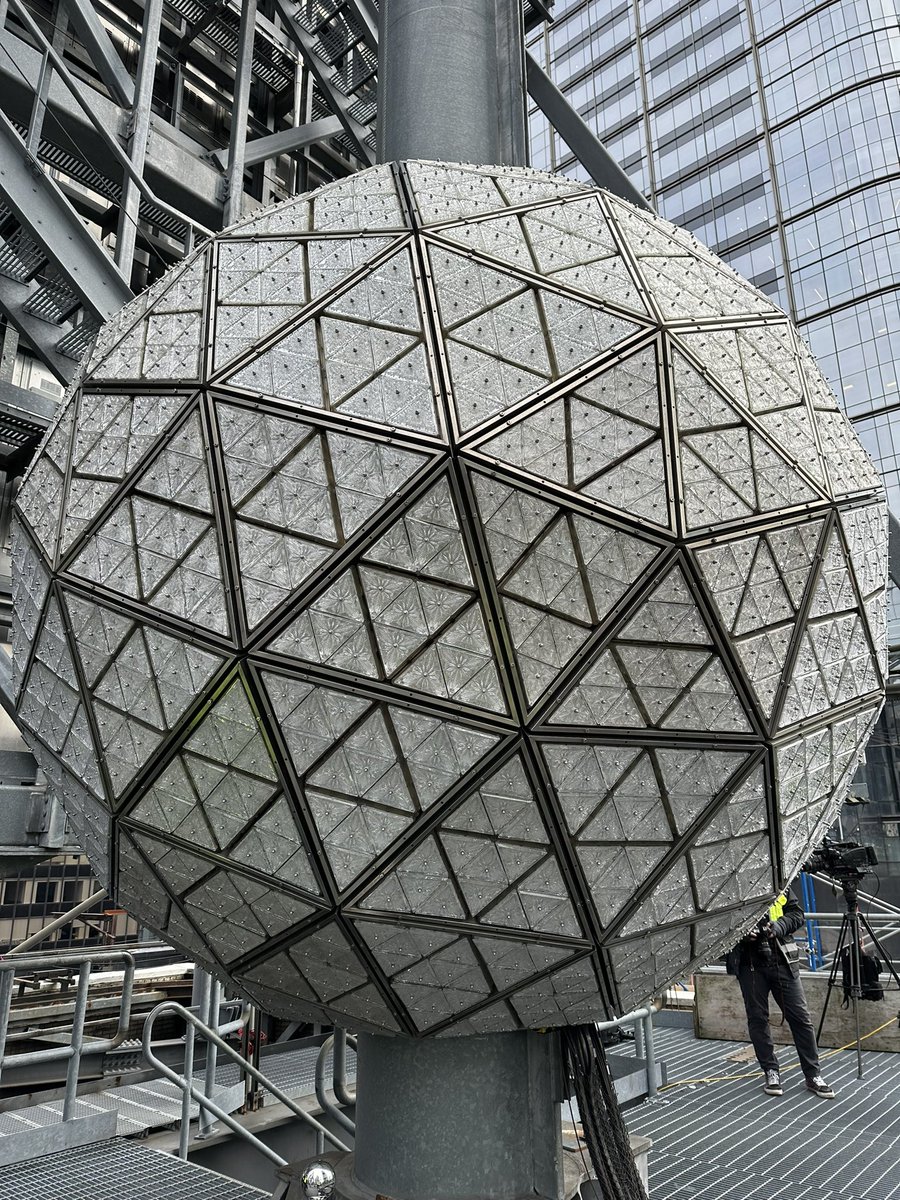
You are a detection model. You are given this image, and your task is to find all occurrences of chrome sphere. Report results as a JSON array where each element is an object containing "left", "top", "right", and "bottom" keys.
[{"left": 301, "top": 1160, "right": 336, "bottom": 1200}]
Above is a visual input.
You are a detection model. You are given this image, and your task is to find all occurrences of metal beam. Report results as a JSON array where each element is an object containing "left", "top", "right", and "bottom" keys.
[
  {"left": 223, "top": 0, "right": 258, "bottom": 227},
  {"left": 271, "top": 0, "right": 375, "bottom": 166},
  {"left": 3, "top": 6, "right": 215, "bottom": 237},
  {"left": 0, "top": 375, "right": 56, "bottom": 428},
  {"left": 0, "top": 273, "right": 76, "bottom": 384},
  {"left": 211, "top": 116, "right": 343, "bottom": 170},
  {"left": 60, "top": 0, "right": 134, "bottom": 107},
  {"left": 115, "top": 0, "right": 164, "bottom": 275},
  {"left": 888, "top": 513, "right": 900, "bottom": 593},
  {"left": 525, "top": 52, "right": 653, "bottom": 211},
  {"left": 172, "top": 0, "right": 227, "bottom": 60},
  {"left": 377, "top": 0, "right": 527, "bottom": 166},
  {"left": 347, "top": 0, "right": 378, "bottom": 51},
  {"left": 0, "top": 109, "right": 131, "bottom": 319}
]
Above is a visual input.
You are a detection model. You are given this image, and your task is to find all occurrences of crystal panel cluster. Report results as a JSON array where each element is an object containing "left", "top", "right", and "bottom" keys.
[{"left": 12, "top": 162, "right": 887, "bottom": 1035}]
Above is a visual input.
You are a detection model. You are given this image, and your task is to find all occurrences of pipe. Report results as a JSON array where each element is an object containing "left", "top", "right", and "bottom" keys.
[
  {"left": 594, "top": 998, "right": 663, "bottom": 1033},
  {"left": 644, "top": 1012, "right": 658, "bottom": 1097},
  {"left": 333, "top": 1028, "right": 357, "bottom": 1108},
  {"left": 198, "top": 976, "right": 220, "bottom": 1139},
  {"left": 179, "top": 969, "right": 208, "bottom": 1159},
  {"left": 315, "top": 1033, "right": 356, "bottom": 1135},
  {"left": 6, "top": 888, "right": 109, "bottom": 955}
]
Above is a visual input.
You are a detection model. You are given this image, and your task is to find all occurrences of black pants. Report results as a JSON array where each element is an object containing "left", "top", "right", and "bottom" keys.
[{"left": 737, "top": 957, "right": 820, "bottom": 1079}]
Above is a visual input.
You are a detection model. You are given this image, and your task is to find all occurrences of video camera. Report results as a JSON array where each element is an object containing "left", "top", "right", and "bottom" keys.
[{"left": 801, "top": 838, "right": 878, "bottom": 881}]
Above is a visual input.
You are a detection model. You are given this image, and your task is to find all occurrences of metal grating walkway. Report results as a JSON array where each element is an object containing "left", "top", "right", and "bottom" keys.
[
  {"left": 624, "top": 1021, "right": 900, "bottom": 1199},
  {"left": 0, "top": 1042, "right": 356, "bottom": 1140},
  {"left": 0, "top": 1139, "right": 267, "bottom": 1200}
]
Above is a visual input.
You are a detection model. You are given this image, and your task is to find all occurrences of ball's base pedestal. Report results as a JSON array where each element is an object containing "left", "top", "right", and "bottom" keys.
[
  {"left": 274, "top": 1151, "right": 587, "bottom": 1200},
  {"left": 278, "top": 1030, "right": 576, "bottom": 1200}
]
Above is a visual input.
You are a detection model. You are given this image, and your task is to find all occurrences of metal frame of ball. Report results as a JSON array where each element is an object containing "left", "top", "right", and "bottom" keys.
[{"left": 11, "top": 161, "right": 888, "bottom": 1037}]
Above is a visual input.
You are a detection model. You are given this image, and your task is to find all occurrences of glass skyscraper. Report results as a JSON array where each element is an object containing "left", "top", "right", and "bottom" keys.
[
  {"left": 530, "top": 0, "right": 900, "bottom": 504},
  {"left": 529, "top": 0, "right": 900, "bottom": 884}
]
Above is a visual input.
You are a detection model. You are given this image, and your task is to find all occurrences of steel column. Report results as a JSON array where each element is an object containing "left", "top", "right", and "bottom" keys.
[
  {"left": 223, "top": 0, "right": 258, "bottom": 227},
  {"left": 353, "top": 1031, "right": 565, "bottom": 1200},
  {"left": 377, "top": 0, "right": 527, "bottom": 165},
  {"left": 115, "top": 0, "right": 164, "bottom": 276}
]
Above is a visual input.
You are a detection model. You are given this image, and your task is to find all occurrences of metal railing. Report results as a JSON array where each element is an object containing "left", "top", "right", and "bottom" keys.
[
  {"left": 314, "top": 1029, "right": 357, "bottom": 1147},
  {"left": 142, "top": 999, "right": 351, "bottom": 1166},
  {"left": 0, "top": 948, "right": 136, "bottom": 1120},
  {"left": 597, "top": 1000, "right": 662, "bottom": 1098},
  {"left": 802, "top": 876, "right": 900, "bottom": 971}
]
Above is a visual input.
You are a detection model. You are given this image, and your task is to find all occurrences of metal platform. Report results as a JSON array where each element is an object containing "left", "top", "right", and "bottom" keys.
[
  {"left": 624, "top": 1018, "right": 900, "bottom": 1200},
  {"left": 0, "top": 1138, "right": 267, "bottom": 1200},
  {"left": 0, "top": 1041, "right": 356, "bottom": 1140}
]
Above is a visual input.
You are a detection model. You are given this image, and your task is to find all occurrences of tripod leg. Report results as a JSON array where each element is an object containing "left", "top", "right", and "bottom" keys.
[
  {"left": 850, "top": 912, "right": 863, "bottom": 1079},
  {"left": 858, "top": 913, "right": 900, "bottom": 992},
  {"left": 817, "top": 914, "right": 849, "bottom": 1043}
]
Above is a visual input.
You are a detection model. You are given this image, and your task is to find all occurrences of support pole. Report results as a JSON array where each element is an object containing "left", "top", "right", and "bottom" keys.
[
  {"left": 377, "top": 0, "right": 527, "bottom": 166},
  {"left": 223, "top": 0, "right": 257, "bottom": 227},
  {"left": 115, "top": 0, "right": 164, "bottom": 278},
  {"left": 353, "top": 1031, "right": 565, "bottom": 1200}
]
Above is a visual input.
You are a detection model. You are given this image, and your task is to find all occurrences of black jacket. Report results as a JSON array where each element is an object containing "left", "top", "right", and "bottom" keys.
[{"left": 724, "top": 893, "right": 805, "bottom": 975}]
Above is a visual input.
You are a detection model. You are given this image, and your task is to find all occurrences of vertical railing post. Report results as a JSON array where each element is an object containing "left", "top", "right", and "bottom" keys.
[
  {"left": 0, "top": 968, "right": 14, "bottom": 1092},
  {"left": 179, "top": 969, "right": 208, "bottom": 1158},
  {"left": 644, "top": 1011, "right": 658, "bottom": 1098},
  {"left": 198, "top": 976, "right": 221, "bottom": 1138},
  {"left": 62, "top": 961, "right": 92, "bottom": 1120},
  {"left": 633, "top": 1016, "right": 645, "bottom": 1060},
  {"left": 25, "top": 49, "right": 52, "bottom": 155}
]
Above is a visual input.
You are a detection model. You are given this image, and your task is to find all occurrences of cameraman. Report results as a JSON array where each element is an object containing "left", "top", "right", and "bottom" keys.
[{"left": 725, "top": 890, "right": 834, "bottom": 1099}]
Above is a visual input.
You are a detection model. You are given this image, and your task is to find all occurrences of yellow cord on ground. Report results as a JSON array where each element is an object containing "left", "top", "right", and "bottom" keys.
[{"left": 658, "top": 1016, "right": 897, "bottom": 1092}]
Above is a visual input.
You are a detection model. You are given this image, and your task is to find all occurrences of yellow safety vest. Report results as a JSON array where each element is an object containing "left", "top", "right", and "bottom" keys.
[{"left": 768, "top": 893, "right": 787, "bottom": 923}]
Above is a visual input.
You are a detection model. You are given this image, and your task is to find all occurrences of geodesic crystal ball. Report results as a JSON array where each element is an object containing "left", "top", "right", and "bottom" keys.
[{"left": 12, "top": 161, "right": 888, "bottom": 1035}]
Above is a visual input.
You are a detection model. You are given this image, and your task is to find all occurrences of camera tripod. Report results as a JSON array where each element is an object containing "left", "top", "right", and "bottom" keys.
[{"left": 815, "top": 873, "right": 900, "bottom": 1078}]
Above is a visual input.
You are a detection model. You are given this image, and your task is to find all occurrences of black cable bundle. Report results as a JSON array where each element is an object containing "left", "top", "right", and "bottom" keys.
[{"left": 562, "top": 1024, "right": 648, "bottom": 1200}]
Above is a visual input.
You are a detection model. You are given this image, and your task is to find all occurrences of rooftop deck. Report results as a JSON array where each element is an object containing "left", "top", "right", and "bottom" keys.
[{"left": 624, "top": 1015, "right": 900, "bottom": 1200}]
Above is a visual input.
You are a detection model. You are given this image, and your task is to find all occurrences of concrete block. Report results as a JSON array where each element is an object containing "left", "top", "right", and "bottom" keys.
[{"left": 695, "top": 966, "right": 900, "bottom": 1053}]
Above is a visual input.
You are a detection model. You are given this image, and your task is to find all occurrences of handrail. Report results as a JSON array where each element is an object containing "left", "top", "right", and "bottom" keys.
[
  {"left": 596, "top": 999, "right": 663, "bottom": 1097},
  {"left": 0, "top": 948, "right": 136, "bottom": 1120},
  {"left": 142, "top": 999, "right": 351, "bottom": 1164},
  {"left": 6, "top": 888, "right": 109, "bottom": 955},
  {"left": 314, "top": 1031, "right": 357, "bottom": 1136}
]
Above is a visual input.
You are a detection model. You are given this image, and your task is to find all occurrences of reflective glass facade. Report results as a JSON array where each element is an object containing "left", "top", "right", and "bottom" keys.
[
  {"left": 530, "top": 0, "right": 900, "bottom": 896},
  {"left": 530, "top": 0, "right": 900, "bottom": 516}
]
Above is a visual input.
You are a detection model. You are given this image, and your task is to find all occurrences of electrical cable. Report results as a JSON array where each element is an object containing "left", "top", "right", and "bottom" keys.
[{"left": 562, "top": 1024, "right": 648, "bottom": 1200}]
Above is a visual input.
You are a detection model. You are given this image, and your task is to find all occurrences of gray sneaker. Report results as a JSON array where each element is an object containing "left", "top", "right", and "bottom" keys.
[
  {"left": 763, "top": 1069, "right": 783, "bottom": 1096},
  {"left": 805, "top": 1075, "right": 835, "bottom": 1098}
]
